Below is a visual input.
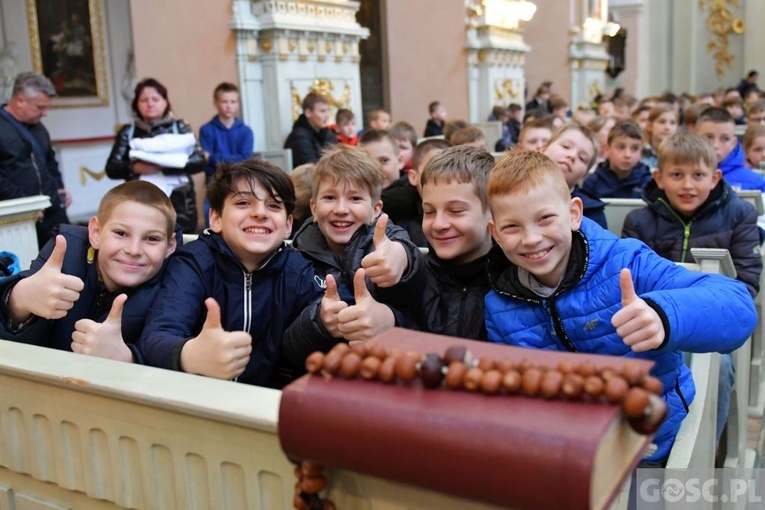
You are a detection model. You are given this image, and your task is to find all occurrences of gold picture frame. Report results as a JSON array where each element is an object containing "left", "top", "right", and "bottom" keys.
[{"left": 26, "top": 0, "right": 108, "bottom": 108}]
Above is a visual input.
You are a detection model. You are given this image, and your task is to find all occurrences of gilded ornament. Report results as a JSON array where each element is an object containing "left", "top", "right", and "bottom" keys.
[
  {"left": 699, "top": 0, "right": 744, "bottom": 78},
  {"left": 291, "top": 87, "right": 303, "bottom": 122},
  {"left": 79, "top": 166, "right": 106, "bottom": 185},
  {"left": 289, "top": 39, "right": 297, "bottom": 52},
  {"left": 307, "top": 40, "right": 316, "bottom": 53},
  {"left": 261, "top": 38, "right": 273, "bottom": 53}
]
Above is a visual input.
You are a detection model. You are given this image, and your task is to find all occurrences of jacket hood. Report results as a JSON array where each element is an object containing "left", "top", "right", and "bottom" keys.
[{"left": 207, "top": 116, "right": 244, "bottom": 131}]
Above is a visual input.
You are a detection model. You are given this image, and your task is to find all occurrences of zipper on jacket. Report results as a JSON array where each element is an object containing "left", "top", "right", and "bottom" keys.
[
  {"left": 544, "top": 297, "right": 578, "bottom": 352},
  {"left": 658, "top": 198, "right": 693, "bottom": 262},
  {"left": 457, "top": 287, "right": 468, "bottom": 338},
  {"left": 243, "top": 271, "right": 252, "bottom": 332}
]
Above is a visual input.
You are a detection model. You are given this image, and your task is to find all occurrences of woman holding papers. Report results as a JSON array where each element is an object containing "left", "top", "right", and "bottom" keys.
[{"left": 106, "top": 78, "right": 205, "bottom": 233}]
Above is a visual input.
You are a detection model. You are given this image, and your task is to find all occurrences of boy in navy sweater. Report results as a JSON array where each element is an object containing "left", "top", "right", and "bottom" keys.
[
  {"left": 582, "top": 120, "right": 652, "bottom": 199},
  {"left": 0, "top": 181, "right": 178, "bottom": 363},
  {"left": 138, "top": 160, "right": 324, "bottom": 388}
]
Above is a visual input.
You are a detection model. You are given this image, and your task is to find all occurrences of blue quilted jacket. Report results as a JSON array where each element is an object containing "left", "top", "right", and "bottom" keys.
[{"left": 485, "top": 218, "right": 756, "bottom": 461}]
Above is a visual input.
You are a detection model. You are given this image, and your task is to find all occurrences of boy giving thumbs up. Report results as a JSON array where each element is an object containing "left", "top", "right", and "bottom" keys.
[{"left": 0, "top": 181, "right": 178, "bottom": 363}]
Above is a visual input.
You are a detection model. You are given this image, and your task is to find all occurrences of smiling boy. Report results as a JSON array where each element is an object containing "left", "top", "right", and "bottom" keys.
[
  {"left": 484, "top": 150, "right": 756, "bottom": 464},
  {"left": 0, "top": 181, "right": 178, "bottom": 363},
  {"left": 138, "top": 160, "right": 325, "bottom": 387},
  {"left": 582, "top": 120, "right": 652, "bottom": 199}
]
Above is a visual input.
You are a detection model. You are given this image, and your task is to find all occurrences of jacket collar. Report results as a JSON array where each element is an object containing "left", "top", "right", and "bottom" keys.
[{"left": 199, "top": 229, "right": 286, "bottom": 274}]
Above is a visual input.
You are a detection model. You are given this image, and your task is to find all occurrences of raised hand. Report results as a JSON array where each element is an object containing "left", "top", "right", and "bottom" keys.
[
  {"left": 320, "top": 274, "right": 348, "bottom": 338},
  {"left": 611, "top": 268, "right": 665, "bottom": 352},
  {"left": 72, "top": 293, "right": 133, "bottom": 362},
  {"left": 360, "top": 214, "right": 409, "bottom": 288},
  {"left": 180, "top": 298, "right": 253, "bottom": 380},
  {"left": 337, "top": 268, "right": 395, "bottom": 342},
  {"left": 9, "top": 235, "right": 85, "bottom": 323}
]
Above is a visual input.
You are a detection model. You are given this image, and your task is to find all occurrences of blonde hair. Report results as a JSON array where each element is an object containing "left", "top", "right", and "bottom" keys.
[
  {"left": 312, "top": 145, "right": 385, "bottom": 201},
  {"left": 98, "top": 181, "right": 176, "bottom": 237},
  {"left": 487, "top": 150, "right": 570, "bottom": 203},
  {"left": 657, "top": 132, "right": 718, "bottom": 171},
  {"left": 743, "top": 125, "right": 765, "bottom": 151},
  {"left": 291, "top": 163, "right": 315, "bottom": 220}
]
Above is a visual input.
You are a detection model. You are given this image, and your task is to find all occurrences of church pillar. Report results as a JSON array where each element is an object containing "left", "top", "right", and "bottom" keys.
[
  {"left": 465, "top": 0, "right": 535, "bottom": 122},
  {"left": 230, "top": 0, "right": 369, "bottom": 152},
  {"left": 569, "top": 0, "right": 612, "bottom": 106}
]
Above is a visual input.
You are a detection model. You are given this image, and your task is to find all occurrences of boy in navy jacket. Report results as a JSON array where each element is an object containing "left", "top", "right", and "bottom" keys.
[
  {"left": 284, "top": 145, "right": 425, "bottom": 367},
  {"left": 582, "top": 120, "right": 652, "bottom": 199},
  {"left": 138, "top": 160, "right": 324, "bottom": 388},
  {"left": 0, "top": 181, "right": 179, "bottom": 363},
  {"left": 484, "top": 150, "right": 756, "bottom": 463}
]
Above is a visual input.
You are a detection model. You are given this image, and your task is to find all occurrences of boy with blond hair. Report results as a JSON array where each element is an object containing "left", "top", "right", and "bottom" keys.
[
  {"left": 0, "top": 181, "right": 179, "bottom": 363},
  {"left": 138, "top": 161, "right": 324, "bottom": 387},
  {"left": 515, "top": 116, "right": 553, "bottom": 152},
  {"left": 582, "top": 120, "right": 652, "bottom": 199},
  {"left": 284, "top": 145, "right": 425, "bottom": 364},
  {"left": 418, "top": 146, "right": 494, "bottom": 339},
  {"left": 450, "top": 126, "right": 487, "bottom": 150},
  {"left": 542, "top": 123, "right": 607, "bottom": 228},
  {"left": 623, "top": 131, "right": 761, "bottom": 444},
  {"left": 368, "top": 108, "right": 391, "bottom": 131},
  {"left": 484, "top": 150, "right": 756, "bottom": 464},
  {"left": 333, "top": 108, "right": 358, "bottom": 146},
  {"left": 697, "top": 107, "right": 765, "bottom": 191}
]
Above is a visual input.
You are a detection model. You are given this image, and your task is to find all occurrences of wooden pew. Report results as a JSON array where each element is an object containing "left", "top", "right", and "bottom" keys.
[
  {"left": 0, "top": 195, "right": 51, "bottom": 271},
  {"left": 472, "top": 121, "right": 503, "bottom": 152},
  {"left": 734, "top": 190, "right": 765, "bottom": 417},
  {"left": 601, "top": 198, "right": 645, "bottom": 237},
  {"left": 667, "top": 248, "right": 755, "bottom": 470}
]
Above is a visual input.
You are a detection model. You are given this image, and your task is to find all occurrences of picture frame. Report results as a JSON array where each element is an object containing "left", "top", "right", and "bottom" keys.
[{"left": 25, "top": 0, "right": 108, "bottom": 108}]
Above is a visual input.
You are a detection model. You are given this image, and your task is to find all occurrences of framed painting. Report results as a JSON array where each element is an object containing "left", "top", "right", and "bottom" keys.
[{"left": 25, "top": 0, "right": 108, "bottom": 107}]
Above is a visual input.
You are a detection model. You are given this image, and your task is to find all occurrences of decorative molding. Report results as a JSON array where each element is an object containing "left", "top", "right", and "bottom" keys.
[{"left": 699, "top": 0, "right": 745, "bottom": 79}]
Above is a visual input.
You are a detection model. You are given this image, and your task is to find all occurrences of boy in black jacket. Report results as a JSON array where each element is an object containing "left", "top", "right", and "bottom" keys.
[
  {"left": 418, "top": 146, "right": 494, "bottom": 339},
  {"left": 284, "top": 145, "right": 425, "bottom": 366},
  {"left": 0, "top": 181, "right": 178, "bottom": 363},
  {"left": 622, "top": 131, "right": 762, "bottom": 446}
]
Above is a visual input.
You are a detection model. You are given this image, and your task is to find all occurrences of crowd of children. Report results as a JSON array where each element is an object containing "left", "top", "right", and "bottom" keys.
[{"left": 4, "top": 76, "right": 765, "bottom": 470}]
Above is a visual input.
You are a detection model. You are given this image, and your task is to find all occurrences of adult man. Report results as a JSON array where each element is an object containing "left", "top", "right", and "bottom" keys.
[
  {"left": 284, "top": 92, "right": 337, "bottom": 168},
  {"left": 0, "top": 72, "right": 70, "bottom": 247}
]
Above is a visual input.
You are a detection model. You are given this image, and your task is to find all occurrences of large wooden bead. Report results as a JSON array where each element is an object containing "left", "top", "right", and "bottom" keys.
[
  {"left": 522, "top": 367, "right": 543, "bottom": 397},
  {"left": 301, "top": 475, "right": 327, "bottom": 494},
  {"left": 329, "top": 343, "right": 350, "bottom": 356},
  {"left": 604, "top": 376, "right": 629, "bottom": 404},
  {"left": 480, "top": 370, "right": 503, "bottom": 394},
  {"left": 623, "top": 387, "right": 651, "bottom": 418},
  {"left": 540, "top": 370, "right": 563, "bottom": 399},
  {"left": 378, "top": 356, "right": 398, "bottom": 384},
  {"left": 622, "top": 360, "right": 644, "bottom": 386},
  {"left": 368, "top": 343, "right": 388, "bottom": 360},
  {"left": 502, "top": 369, "right": 522, "bottom": 393},
  {"left": 445, "top": 361, "right": 466, "bottom": 389},
  {"left": 360, "top": 356, "right": 382, "bottom": 380},
  {"left": 396, "top": 355, "right": 418, "bottom": 382},
  {"left": 444, "top": 345, "right": 468, "bottom": 365},
  {"left": 339, "top": 353, "right": 361, "bottom": 379},
  {"left": 305, "top": 352, "right": 324, "bottom": 374},
  {"left": 642, "top": 376, "right": 664, "bottom": 396},
  {"left": 322, "top": 351, "right": 343, "bottom": 375},
  {"left": 463, "top": 367, "right": 483, "bottom": 391},
  {"left": 349, "top": 341, "right": 368, "bottom": 358},
  {"left": 583, "top": 375, "right": 604, "bottom": 398},
  {"left": 561, "top": 373, "right": 584, "bottom": 399}
]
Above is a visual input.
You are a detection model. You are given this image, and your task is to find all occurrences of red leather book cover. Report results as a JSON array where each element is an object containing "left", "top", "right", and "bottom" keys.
[{"left": 279, "top": 329, "right": 656, "bottom": 510}]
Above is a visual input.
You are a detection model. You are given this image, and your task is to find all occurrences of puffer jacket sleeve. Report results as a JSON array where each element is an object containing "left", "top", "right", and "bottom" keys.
[
  {"left": 628, "top": 241, "right": 756, "bottom": 354},
  {"left": 105, "top": 124, "right": 133, "bottom": 180},
  {"left": 136, "top": 247, "right": 209, "bottom": 370},
  {"left": 727, "top": 201, "right": 762, "bottom": 298}
]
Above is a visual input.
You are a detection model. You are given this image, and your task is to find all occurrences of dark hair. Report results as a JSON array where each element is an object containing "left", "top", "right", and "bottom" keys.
[
  {"left": 508, "top": 103, "right": 522, "bottom": 113},
  {"left": 748, "top": 70, "right": 759, "bottom": 79},
  {"left": 607, "top": 120, "right": 642, "bottom": 144},
  {"left": 213, "top": 82, "right": 239, "bottom": 99},
  {"left": 428, "top": 101, "right": 441, "bottom": 114},
  {"left": 335, "top": 108, "right": 355, "bottom": 125},
  {"left": 522, "top": 108, "right": 548, "bottom": 124},
  {"left": 302, "top": 92, "right": 330, "bottom": 112},
  {"left": 358, "top": 128, "right": 398, "bottom": 155},
  {"left": 443, "top": 120, "right": 469, "bottom": 143},
  {"left": 132, "top": 78, "right": 171, "bottom": 119},
  {"left": 208, "top": 159, "right": 296, "bottom": 216},
  {"left": 412, "top": 139, "right": 451, "bottom": 170},
  {"left": 698, "top": 107, "right": 734, "bottom": 125},
  {"left": 451, "top": 126, "right": 486, "bottom": 146}
]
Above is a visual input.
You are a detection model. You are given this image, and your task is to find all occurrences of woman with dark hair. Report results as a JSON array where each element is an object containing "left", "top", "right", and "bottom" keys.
[{"left": 106, "top": 78, "right": 205, "bottom": 233}]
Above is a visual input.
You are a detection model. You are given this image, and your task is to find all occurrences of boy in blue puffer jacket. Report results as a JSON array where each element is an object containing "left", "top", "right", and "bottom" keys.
[
  {"left": 484, "top": 150, "right": 756, "bottom": 464},
  {"left": 697, "top": 107, "right": 765, "bottom": 191},
  {"left": 138, "top": 160, "right": 324, "bottom": 388}
]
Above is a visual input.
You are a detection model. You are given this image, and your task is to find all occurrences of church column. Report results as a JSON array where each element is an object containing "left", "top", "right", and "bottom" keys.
[
  {"left": 465, "top": 0, "right": 535, "bottom": 122},
  {"left": 230, "top": 0, "right": 369, "bottom": 152},
  {"left": 569, "top": 0, "right": 612, "bottom": 106}
]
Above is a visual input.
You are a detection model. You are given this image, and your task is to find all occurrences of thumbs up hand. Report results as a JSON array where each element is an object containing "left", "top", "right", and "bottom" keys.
[
  {"left": 180, "top": 298, "right": 253, "bottom": 380},
  {"left": 361, "top": 214, "right": 409, "bottom": 288},
  {"left": 611, "top": 269, "right": 665, "bottom": 352},
  {"left": 336, "top": 268, "right": 395, "bottom": 342},
  {"left": 9, "top": 235, "right": 85, "bottom": 323},
  {"left": 320, "top": 274, "right": 349, "bottom": 338},
  {"left": 72, "top": 294, "right": 133, "bottom": 362}
]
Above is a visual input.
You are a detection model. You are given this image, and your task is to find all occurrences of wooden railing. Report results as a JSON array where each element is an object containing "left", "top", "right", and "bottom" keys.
[{"left": 0, "top": 195, "right": 51, "bottom": 271}]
